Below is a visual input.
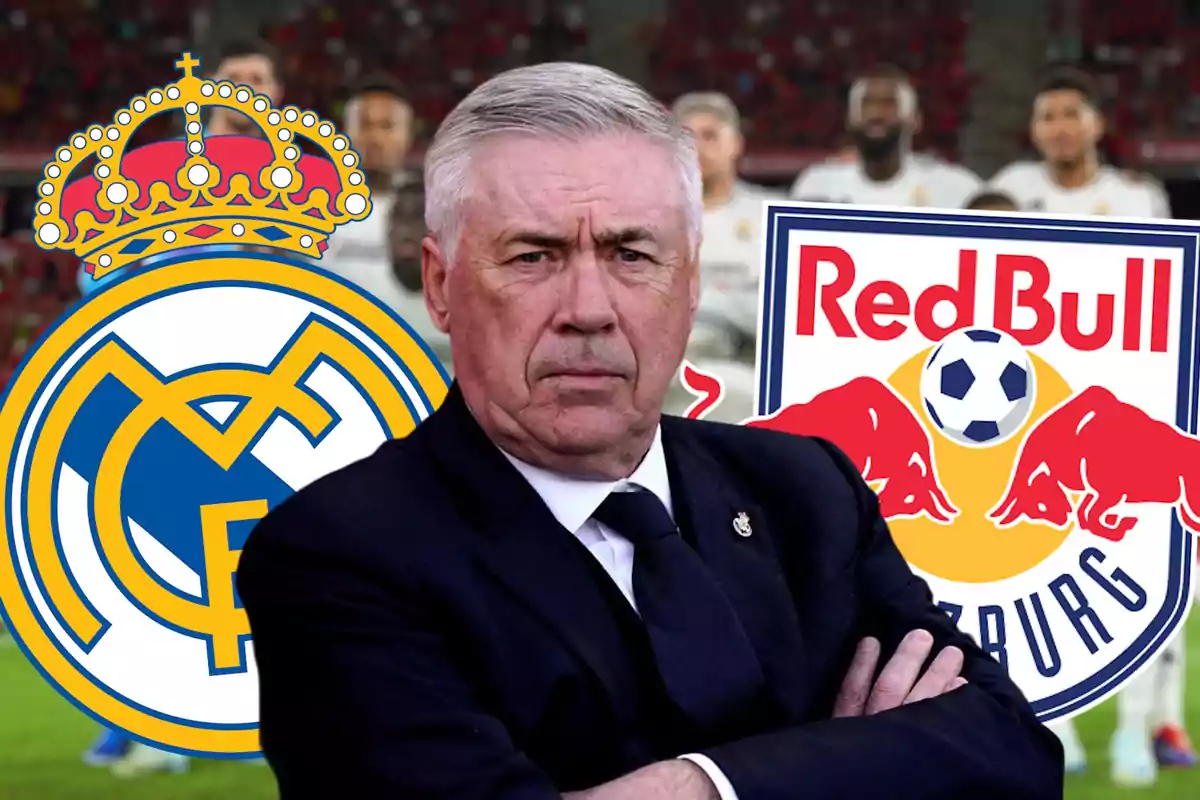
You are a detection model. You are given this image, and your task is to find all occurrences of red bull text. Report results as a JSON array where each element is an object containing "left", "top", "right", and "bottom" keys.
[{"left": 683, "top": 204, "right": 1199, "bottom": 721}]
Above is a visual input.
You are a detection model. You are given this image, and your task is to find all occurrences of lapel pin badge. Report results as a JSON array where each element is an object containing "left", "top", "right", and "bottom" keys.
[{"left": 732, "top": 511, "right": 752, "bottom": 538}]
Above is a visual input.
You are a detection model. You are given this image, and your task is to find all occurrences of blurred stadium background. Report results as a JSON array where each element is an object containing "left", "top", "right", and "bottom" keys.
[{"left": 0, "top": 0, "right": 1198, "bottom": 797}]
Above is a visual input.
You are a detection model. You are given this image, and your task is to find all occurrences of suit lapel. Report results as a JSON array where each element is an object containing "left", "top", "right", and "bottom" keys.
[
  {"left": 661, "top": 417, "right": 812, "bottom": 721},
  {"left": 420, "top": 385, "right": 638, "bottom": 711}
]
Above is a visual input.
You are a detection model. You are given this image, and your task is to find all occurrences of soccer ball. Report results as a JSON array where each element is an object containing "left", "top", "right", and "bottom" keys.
[{"left": 919, "top": 327, "right": 1035, "bottom": 447}]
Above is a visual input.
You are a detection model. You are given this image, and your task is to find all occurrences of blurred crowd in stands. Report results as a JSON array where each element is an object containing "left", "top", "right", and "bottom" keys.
[{"left": 3, "top": 1, "right": 1200, "bottom": 155}]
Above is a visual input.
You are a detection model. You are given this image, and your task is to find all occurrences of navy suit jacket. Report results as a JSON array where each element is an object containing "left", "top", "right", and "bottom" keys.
[{"left": 238, "top": 384, "right": 1063, "bottom": 798}]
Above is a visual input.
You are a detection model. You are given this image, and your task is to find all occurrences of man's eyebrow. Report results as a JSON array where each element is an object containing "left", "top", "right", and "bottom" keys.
[
  {"left": 498, "top": 228, "right": 659, "bottom": 248},
  {"left": 594, "top": 227, "right": 659, "bottom": 247},
  {"left": 499, "top": 231, "right": 573, "bottom": 249}
]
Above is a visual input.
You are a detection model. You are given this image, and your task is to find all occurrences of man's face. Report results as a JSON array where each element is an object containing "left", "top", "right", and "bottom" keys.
[
  {"left": 423, "top": 133, "right": 698, "bottom": 464},
  {"left": 347, "top": 93, "right": 412, "bottom": 176},
  {"left": 1031, "top": 89, "right": 1101, "bottom": 167},
  {"left": 850, "top": 77, "right": 911, "bottom": 159},
  {"left": 211, "top": 54, "right": 281, "bottom": 133},
  {"left": 389, "top": 186, "right": 425, "bottom": 292},
  {"left": 681, "top": 111, "right": 741, "bottom": 184}
]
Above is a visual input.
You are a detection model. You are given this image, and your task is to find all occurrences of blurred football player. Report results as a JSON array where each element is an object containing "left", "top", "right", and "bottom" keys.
[
  {"left": 992, "top": 66, "right": 1190, "bottom": 787},
  {"left": 790, "top": 64, "right": 980, "bottom": 207},
  {"left": 343, "top": 74, "right": 413, "bottom": 194},
  {"left": 321, "top": 77, "right": 415, "bottom": 303},
  {"left": 386, "top": 172, "right": 452, "bottom": 373},
  {"left": 317, "top": 74, "right": 450, "bottom": 371},
  {"left": 207, "top": 38, "right": 283, "bottom": 136},
  {"left": 989, "top": 67, "right": 1169, "bottom": 217},
  {"left": 666, "top": 92, "right": 780, "bottom": 422}
]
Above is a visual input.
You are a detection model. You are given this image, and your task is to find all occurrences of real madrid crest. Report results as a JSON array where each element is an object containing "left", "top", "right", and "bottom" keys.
[
  {"left": 735, "top": 220, "right": 752, "bottom": 242},
  {"left": 732, "top": 511, "right": 752, "bottom": 537},
  {"left": 2, "top": 52, "right": 450, "bottom": 758}
]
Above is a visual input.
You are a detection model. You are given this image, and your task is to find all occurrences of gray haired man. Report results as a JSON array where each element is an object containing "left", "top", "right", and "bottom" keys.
[{"left": 239, "top": 62, "right": 1063, "bottom": 800}]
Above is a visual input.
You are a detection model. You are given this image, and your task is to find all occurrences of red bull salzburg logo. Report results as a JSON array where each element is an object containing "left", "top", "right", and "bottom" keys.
[{"left": 685, "top": 203, "right": 1199, "bottom": 721}]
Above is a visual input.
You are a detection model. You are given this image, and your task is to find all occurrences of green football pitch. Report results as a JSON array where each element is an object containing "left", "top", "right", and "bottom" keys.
[{"left": 1, "top": 619, "right": 1198, "bottom": 800}]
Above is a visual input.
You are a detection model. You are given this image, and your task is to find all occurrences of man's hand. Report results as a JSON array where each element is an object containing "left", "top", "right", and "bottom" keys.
[
  {"left": 832, "top": 629, "right": 966, "bottom": 718},
  {"left": 563, "top": 759, "right": 719, "bottom": 800}
]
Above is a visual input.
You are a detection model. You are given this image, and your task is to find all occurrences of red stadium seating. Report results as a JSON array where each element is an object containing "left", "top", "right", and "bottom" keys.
[
  {"left": 1, "top": 0, "right": 973, "bottom": 156},
  {"left": 1047, "top": 0, "right": 1200, "bottom": 159},
  {"left": 0, "top": 236, "right": 80, "bottom": 383},
  {"left": 0, "top": 0, "right": 208, "bottom": 145},
  {"left": 9, "top": 1, "right": 1200, "bottom": 176},
  {"left": 647, "top": 0, "right": 973, "bottom": 157},
  {"left": 263, "top": 1, "right": 587, "bottom": 140}
]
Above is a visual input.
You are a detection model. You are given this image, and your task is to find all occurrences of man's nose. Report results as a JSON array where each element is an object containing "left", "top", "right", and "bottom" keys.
[{"left": 555, "top": 254, "right": 619, "bottom": 334}]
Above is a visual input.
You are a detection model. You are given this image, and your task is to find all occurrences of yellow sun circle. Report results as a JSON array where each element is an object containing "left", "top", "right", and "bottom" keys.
[{"left": 886, "top": 349, "right": 1074, "bottom": 583}]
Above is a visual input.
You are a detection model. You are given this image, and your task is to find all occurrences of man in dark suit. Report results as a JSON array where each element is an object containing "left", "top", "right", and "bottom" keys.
[{"left": 237, "top": 62, "right": 1063, "bottom": 799}]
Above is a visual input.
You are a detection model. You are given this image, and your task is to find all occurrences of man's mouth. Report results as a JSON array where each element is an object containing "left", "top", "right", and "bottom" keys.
[{"left": 549, "top": 369, "right": 623, "bottom": 379}]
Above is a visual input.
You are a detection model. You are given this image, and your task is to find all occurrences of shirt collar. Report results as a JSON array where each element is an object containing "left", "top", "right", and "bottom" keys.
[{"left": 498, "top": 426, "right": 674, "bottom": 534}]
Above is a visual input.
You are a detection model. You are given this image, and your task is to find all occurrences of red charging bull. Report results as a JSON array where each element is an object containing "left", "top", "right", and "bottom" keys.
[
  {"left": 686, "top": 201, "right": 1199, "bottom": 722},
  {"left": 991, "top": 386, "right": 1200, "bottom": 541}
]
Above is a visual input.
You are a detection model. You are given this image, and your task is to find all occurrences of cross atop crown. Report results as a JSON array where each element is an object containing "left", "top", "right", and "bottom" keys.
[{"left": 175, "top": 52, "right": 201, "bottom": 79}]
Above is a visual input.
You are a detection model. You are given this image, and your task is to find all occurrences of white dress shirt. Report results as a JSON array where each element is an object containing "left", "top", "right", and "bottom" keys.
[{"left": 499, "top": 429, "right": 740, "bottom": 800}]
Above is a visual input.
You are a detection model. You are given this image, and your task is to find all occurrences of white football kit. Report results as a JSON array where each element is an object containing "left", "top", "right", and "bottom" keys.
[
  {"left": 666, "top": 181, "right": 780, "bottom": 423},
  {"left": 320, "top": 192, "right": 453, "bottom": 371},
  {"left": 789, "top": 153, "right": 982, "bottom": 208},
  {"left": 695, "top": 181, "right": 779, "bottom": 346},
  {"left": 988, "top": 162, "right": 1170, "bottom": 218}
]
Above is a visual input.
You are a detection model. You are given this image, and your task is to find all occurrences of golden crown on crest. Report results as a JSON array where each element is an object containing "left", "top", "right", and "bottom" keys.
[{"left": 32, "top": 52, "right": 373, "bottom": 280}]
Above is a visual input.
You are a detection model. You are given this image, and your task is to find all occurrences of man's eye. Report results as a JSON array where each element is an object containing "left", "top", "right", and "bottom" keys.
[
  {"left": 514, "top": 252, "right": 548, "bottom": 264},
  {"left": 617, "top": 248, "right": 650, "bottom": 263}
]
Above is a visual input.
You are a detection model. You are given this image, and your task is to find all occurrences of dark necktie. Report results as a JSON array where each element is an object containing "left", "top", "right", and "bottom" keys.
[{"left": 592, "top": 489, "right": 764, "bottom": 733}]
